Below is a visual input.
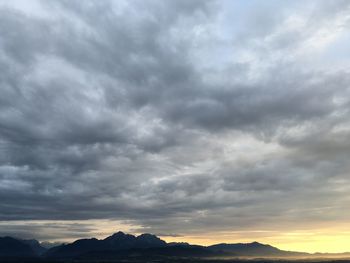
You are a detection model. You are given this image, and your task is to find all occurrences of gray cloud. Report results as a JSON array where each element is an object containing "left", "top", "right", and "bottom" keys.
[{"left": 0, "top": 0, "right": 350, "bottom": 241}]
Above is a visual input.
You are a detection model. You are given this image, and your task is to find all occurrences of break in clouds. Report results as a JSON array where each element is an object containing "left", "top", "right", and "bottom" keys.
[{"left": 0, "top": 0, "right": 350, "bottom": 241}]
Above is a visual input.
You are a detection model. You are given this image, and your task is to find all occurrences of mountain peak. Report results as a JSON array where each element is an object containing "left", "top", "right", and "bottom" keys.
[
  {"left": 136, "top": 233, "right": 167, "bottom": 247},
  {"left": 137, "top": 233, "right": 159, "bottom": 239},
  {"left": 104, "top": 231, "right": 132, "bottom": 241},
  {"left": 138, "top": 233, "right": 154, "bottom": 237},
  {"left": 250, "top": 241, "right": 264, "bottom": 246},
  {"left": 111, "top": 231, "right": 126, "bottom": 237}
]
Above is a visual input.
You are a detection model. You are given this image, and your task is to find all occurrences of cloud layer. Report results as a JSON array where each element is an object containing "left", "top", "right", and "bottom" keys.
[{"left": 0, "top": 0, "right": 350, "bottom": 248}]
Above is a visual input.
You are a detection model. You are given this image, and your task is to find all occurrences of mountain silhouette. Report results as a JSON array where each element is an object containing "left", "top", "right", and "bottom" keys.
[
  {"left": 43, "top": 232, "right": 309, "bottom": 259},
  {"left": 44, "top": 238, "right": 103, "bottom": 258},
  {"left": 209, "top": 241, "right": 307, "bottom": 257},
  {"left": 135, "top": 233, "right": 167, "bottom": 248},
  {"left": 20, "top": 239, "right": 47, "bottom": 255},
  {"left": 45, "top": 232, "right": 168, "bottom": 259},
  {"left": 0, "top": 231, "right": 348, "bottom": 260},
  {"left": 0, "top": 237, "right": 38, "bottom": 258}
]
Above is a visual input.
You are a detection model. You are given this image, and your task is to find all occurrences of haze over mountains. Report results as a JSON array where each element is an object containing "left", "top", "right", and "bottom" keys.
[{"left": 0, "top": 231, "right": 348, "bottom": 260}]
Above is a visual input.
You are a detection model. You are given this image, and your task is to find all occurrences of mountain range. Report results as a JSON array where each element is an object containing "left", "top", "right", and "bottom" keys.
[{"left": 0, "top": 231, "right": 348, "bottom": 260}]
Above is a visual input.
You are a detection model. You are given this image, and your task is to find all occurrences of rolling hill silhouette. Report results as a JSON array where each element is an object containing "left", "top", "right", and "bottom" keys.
[{"left": 209, "top": 241, "right": 308, "bottom": 257}]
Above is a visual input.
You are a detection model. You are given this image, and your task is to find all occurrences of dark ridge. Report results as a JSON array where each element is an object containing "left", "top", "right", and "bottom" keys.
[
  {"left": 20, "top": 239, "right": 47, "bottom": 256},
  {"left": 0, "top": 237, "right": 37, "bottom": 258},
  {"left": 208, "top": 241, "right": 309, "bottom": 257},
  {"left": 44, "top": 238, "right": 102, "bottom": 259},
  {"left": 2, "top": 232, "right": 349, "bottom": 260}
]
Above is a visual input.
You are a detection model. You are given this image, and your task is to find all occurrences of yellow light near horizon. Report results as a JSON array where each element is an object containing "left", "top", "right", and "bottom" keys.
[
  {"left": 161, "top": 230, "right": 350, "bottom": 254},
  {"left": 6, "top": 219, "right": 350, "bottom": 254},
  {"left": 272, "top": 234, "right": 350, "bottom": 253}
]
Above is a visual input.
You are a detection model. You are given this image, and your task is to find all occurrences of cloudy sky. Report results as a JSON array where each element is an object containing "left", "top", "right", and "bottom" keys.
[{"left": 1, "top": 0, "right": 350, "bottom": 253}]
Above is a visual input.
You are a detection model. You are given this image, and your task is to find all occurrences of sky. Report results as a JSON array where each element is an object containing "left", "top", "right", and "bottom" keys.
[{"left": 0, "top": 0, "right": 350, "bottom": 254}]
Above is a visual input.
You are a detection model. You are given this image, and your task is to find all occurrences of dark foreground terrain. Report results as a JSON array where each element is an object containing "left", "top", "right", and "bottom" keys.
[
  {"left": 1, "top": 232, "right": 350, "bottom": 263},
  {"left": 1, "top": 258, "right": 350, "bottom": 263}
]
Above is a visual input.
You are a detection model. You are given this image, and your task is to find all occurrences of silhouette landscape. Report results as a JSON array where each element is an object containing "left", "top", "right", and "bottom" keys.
[
  {"left": 1, "top": 0, "right": 350, "bottom": 262},
  {"left": 1, "top": 231, "right": 350, "bottom": 262}
]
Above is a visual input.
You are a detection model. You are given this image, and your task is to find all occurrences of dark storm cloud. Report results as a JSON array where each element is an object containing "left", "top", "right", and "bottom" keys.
[
  {"left": 0, "top": 0, "right": 350, "bottom": 240},
  {"left": 0, "top": 221, "right": 98, "bottom": 240}
]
